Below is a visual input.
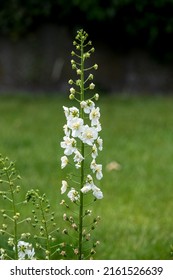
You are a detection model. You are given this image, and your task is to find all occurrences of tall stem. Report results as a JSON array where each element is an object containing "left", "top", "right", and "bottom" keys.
[
  {"left": 5, "top": 168, "right": 18, "bottom": 260},
  {"left": 78, "top": 37, "right": 85, "bottom": 260}
]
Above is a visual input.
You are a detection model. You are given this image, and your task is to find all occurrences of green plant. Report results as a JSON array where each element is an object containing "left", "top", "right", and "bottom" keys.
[
  {"left": 60, "top": 29, "right": 103, "bottom": 259},
  {"left": 0, "top": 29, "right": 103, "bottom": 260}
]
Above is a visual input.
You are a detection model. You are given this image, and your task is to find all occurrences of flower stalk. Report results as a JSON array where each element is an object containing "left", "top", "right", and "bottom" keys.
[{"left": 60, "top": 29, "right": 103, "bottom": 259}]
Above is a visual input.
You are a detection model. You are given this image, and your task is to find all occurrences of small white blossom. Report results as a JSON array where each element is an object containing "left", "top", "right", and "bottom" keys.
[
  {"left": 95, "top": 122, "right": 102, "bottom": 132},
  {"left": 81, "top": 175, "right": 94, "bottom": 194},
  {"left": 61, "top": 180, "right": 68, "bottom": 194},
  {"left": 80, "top": 125, "right": 98, "bottom": 146},
  {"left": 81, "top": 184, "right": 92, "bottom": 194},
  {"left": 67, "top": 188, "right": 80, "bottom": 202},
  {"left": 74, "top": 149, "right": 84, "bottom": 169},
  {"left": 67, "top": 117, "right": 84, "bottom": 138},
  {"left": 69, "top": 106, "right": 79, "bottom": 118},
  {"left": 90, "top": 159, "right": 103, "bottom": 180},
  {"left": 15, "top": 241, "right": 35, "bottom": 260},
  {"left": 89, "top": 107, "right": 100, "bottom": 126},
  {"left": 96, "top": 137, "right": 103, "bottom": 151},
  {"left": 60, "top": 136, "right": 76, "bottom": 155},
  {"left": 91, "top": 144, "right": 98, "bottom": 159},
  {"left": 63, "top": 106, "right": 79, "bottom": 121},
  {"left": 63, "top": 106, "right": 70, "bottom": 119},
  {"left": 73, "top": 150, "right": 84, "bottom": 164},
  {"left": 80, "top": 100, "right": 95, "bottom": 114},
  {"left": 61, "top": 156, "right": 69, "bottom": 169},
  {"left": 86, "top": 174, "right": 94, "bottom": 184},
  {"left": 92, "top": 186, "right": 103, "bottom": 199},
  {"left": 63, "top": 124, "right": 71, "bottom": 137}
]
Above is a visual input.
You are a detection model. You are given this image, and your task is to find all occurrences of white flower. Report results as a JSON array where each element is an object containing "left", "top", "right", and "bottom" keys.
[
  {"left": 96, "top": 137, "right": 103, "bottom": 151},
  {"left": 75, "top": 162, "right": 81, "bottom": 169},
  {"left": 86, "top": 174, "right": 94, "bottom": 184},
  {"left": 90, "top": 159, "right": 103, "bottom": 180},
  {"left": 92, "top": 186, "right": 103, "bottom": 199},
  {"left": 80, "top": 125, "right": 98, "bottom": 146},
  {"left": 81, "top": 175, "right": 94, "bottom": 194},
  {"left": 95, "top": 121, "right": 102, "bottom": 132},
  {"left": 95, "top": 164, "right": 103, "bottom": 180},
  {"left": 80, "top": 100, "right": 95, "bottom": 114},
  {"left": 81, "top": 184, "right": 92, "bottom": 194},
  {"left": 60, "top": 136, "right": 76, "bottom": 155},
  {"left": 63, "top": 106, "right": 79, "bottom": 120},
  {"left": 69, "top": 106, "right": 79, "bottom": 118},
  {"left": 73, "top": 150, "right": 84, "bottom": 163},
  {"left": 91, "top": 144, "right": 98, "bottom": 159},
  {"left": 63, "top": 106, "right": 70, "bottom": 119},
  {"left": 16, "top": 241, "right": 35, "bottom": 260},
  {"left": 80, "top": 174, "right": 103, "bottom": 199},
  {"left": 74, "top": 150, "right": 84, "bottom": 168},
  {"left": 61, "top": 180, "right": 68, "bottom": 194},
  {"left": 67, "top": 117, "right": 84, "bottom": 138},
  {"left": 61, "top": 156, "right": 69, "bottom": 169},
  {"left": 63, "top": 124, "right": 70, "bottom": 136},
  {"left": 67, "top": 188, "right": 80, "bottom": 202},
  {"left": 89, "top": 107, "right": 100, "bottom": 126}
]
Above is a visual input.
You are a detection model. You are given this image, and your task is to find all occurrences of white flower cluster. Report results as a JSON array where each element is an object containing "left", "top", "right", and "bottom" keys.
[
  {"left": 60, "top": 99, "right": 103, "bottom": 201},
  {"left": 14, "top": 240, "right": 35, "bottom": 260}
]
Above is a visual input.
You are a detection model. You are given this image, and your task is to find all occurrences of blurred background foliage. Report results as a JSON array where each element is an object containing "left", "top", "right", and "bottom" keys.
[{"left": 1, "top": 0, "right": 173, "bottom": 61}]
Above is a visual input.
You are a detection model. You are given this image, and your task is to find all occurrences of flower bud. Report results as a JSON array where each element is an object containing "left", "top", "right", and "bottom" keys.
[
  {"left": 77, "top": 69, "right": 81, "bottom": 75},
  {"left": 84, "top": 52, "right": 90, "bottom": 58},
  {"left": 88, "top": 74, "right": 93, "bottom": 80},
  {"left": 89, "top": 83, "right": 95, "bottom": 90},
  {"left": 94, "top": 93, "right": 99, "bottom": 100},
  {"left": 2, "top": 224, "right": 7, "bottom": 230},
  {"left": 68, "top": 79, "right": 73, "bottom": 85},
  {"left": 69, "top": 94, "right": 74, "bottom": 100},
  {"left": 72, "top": 63, "right": 76, "bottom": 69},
  {"left": 70, "top": 87, "right": 75, "bottom": 94},
  {"left": 93, "top": 64, "right": 98, "bottom": 70},
  {"left": 76, "top": 79, "right": 81, "bottom": 86}
]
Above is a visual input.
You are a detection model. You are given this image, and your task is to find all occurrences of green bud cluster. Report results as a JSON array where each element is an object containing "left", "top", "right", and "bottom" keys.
[
  {"left": 68, "top": 29, "right": 99, "bottom": 103},
  {"left": 0, "top": 155, "right": 32, "bottom": 260},
  {"left": 26, "top": 189, "right": 60, "bottom": 260}
]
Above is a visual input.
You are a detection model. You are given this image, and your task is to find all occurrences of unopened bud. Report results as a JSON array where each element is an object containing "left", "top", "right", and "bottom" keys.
[
  {"left": 88, "top": 74, "right": 93, "bottom": 80},
  {"left": 94, "top": 93, "right": 99, "bottom": 100},
  {"left": 70, "top": 87, "right": 75, "bottom": 94},
  {"left": 77, "top": 69, "right": 81, "bottom": 75},
  {"left": 89, "top": 83, "right": 95, "bottom": 90},
  {"left": 93, "top": 64, "right": 98, "bottom": 70}
]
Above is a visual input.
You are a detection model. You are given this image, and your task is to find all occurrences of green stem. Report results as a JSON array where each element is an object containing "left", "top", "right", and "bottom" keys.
[
  {"left": 5, "top": 167, "right": 18, "bottom": 260},
  {"left": 78, "top": 36, "right": 85, "bottom": 260},
  {"left": 39, "top": 196, "right": 51, "bottom": 260}
]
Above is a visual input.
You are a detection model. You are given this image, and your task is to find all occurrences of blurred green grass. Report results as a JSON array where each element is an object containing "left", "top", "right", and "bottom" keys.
[{"left": 0, "top": 94, "right": 173, "bottom": 259}]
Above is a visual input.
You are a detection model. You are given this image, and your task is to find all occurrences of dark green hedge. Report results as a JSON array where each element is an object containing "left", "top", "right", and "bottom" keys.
[{"left": 0, "top": 0, "right": 173, "bottom": 60}]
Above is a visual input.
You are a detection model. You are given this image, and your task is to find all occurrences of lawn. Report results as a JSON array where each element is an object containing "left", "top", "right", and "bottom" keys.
[{"left": 0, "top": 94, "right": 173, "bottom": 259}]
